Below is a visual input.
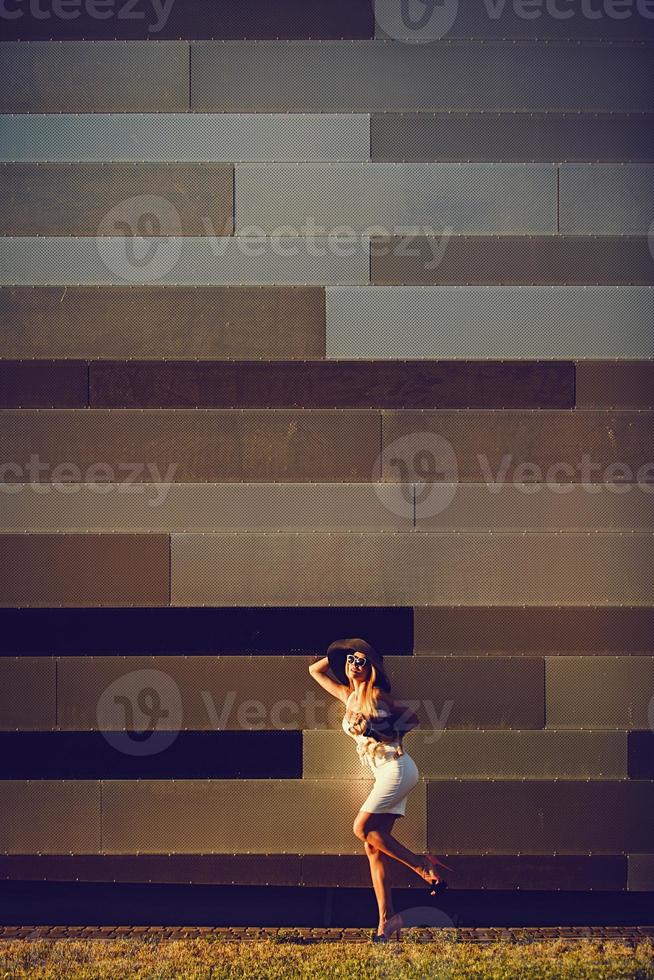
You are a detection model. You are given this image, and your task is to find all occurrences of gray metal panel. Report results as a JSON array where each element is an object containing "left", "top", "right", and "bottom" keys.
[
  {"left": 559, "top": 164, "right": 654, "bottom": 234},
  {"left": 170, "top": 531, "right": 654, "bottom": 605},
  {"left": 0, "top": 114, "right": 370, "bottom": 163},
  {"left": 191, "top": 40, "right": 654, "bottom": 113},
  {"left": 546, "top": 656, "right": 654, "bottom": 729},
  {"left": 235, "top": 162, "right": 557, "bottom": 234},
  {"left": 0, "top": 42, "right": 189, "bottom": 113},
  {"left": 0, "top": 238, "right": 368, "bottom": 286},
  {"left": 0, "top": 658, "right": 56, "bottom": 731},
  {"left": 100, "top": 779, "right": 426, "bottom": 854},
  {"left": 303, "top": 730, "right": 627, "bottom": 779},
  {"left": 0, "top": 483, "right": 413, "bottom": 532},
  {"left": 326, "top": 286, "right": 654, "bottom": 358},
  {"left": 628, "top": 854, "right": 654, "bottom": 890},
  {"left": 0, "top": 781, "right": 101, "bottom": 853},
  {"left": 416, "top": 483, "right": 654, "bottom": 532}
]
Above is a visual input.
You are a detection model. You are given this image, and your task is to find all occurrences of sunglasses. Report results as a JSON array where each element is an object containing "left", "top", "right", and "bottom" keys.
[{"left": 346, "top": 653, "right": 368, "bottom": 668}]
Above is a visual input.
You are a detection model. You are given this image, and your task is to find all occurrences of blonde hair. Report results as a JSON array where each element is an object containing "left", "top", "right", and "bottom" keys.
[{"left": 348, "top": 663, "right": 380, "bottom": 719}]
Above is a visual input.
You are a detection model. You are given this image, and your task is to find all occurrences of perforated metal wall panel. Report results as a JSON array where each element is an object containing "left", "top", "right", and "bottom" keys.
[
  {"left": 0, "top": 238, "right": 368, "bottom": 286},
  {"left": 235, "top": 162, "right": 557, "bottom": 234},
  {"left": 0, "top": 484, "right": 413, "bottom": 533},
  {"left": 0, "top": 42, "right": 189, "bottom": 113},
  {"left": 0, "top": 114, "right": 370, "bottom": 163},
  {"left": 0, "top": 658, "right": 56, "bottom": 730},
  {"left": 545, "top": 656, "right": 654, "bottom": 729},
  {"left": 628, "top": 854, "right": 654, "bottom": 890},
  {"left": 170, "top": 531, "right": 654, "bottom": 605},
  {"left": 326, "top": 286, "right": 654, "bottom": 359},
  {"left": 0, "top": 360, "right": 88, "bottom": 408},
  {"left": 559, "top": 164, "right": 654, "bottom": 234},
  {"left": 0, "top": 781, "right": 101, "bottom": 853},
  {"left": 0, "top": 286, "right": 325, "bottom": 360},
  {"left": 576, "top": 362, "right": 654, "bottom": 409},
  {"left": 190, "top": 40, "right": 654, "bottom": 113},
  {"left": 371, "top": 112, "right": 654, "bottom": 163},
  {"left": 0, "top": 163, "right": 233, "bottom": 237},
  {"left": 303, "top": 729, "right": 627, "bottom": 780},
  {"left": 0, "top": 410, "right": 380, "bottom": 483},
  {"left": 0, "top": 534, "right": 169, "bottom": 607},
  {"left": 101, "top": 778, "right": 426, "bottom": 854}
]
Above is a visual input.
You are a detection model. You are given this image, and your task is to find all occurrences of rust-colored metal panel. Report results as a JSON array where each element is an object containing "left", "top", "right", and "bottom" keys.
[
  {"left": 89, "top": 359, "right": 574, "bottom": 409},
  {"left": 546, "top": 657, "right": 654, "bottom": 730},
  {"left": 0, "top": 658, "right": 55, "bottom": 730},
  {"left": 382, "top": 410, "right": 654, "bottom": 483},
  {"left": 576, "top": 361, "right": 654, "bottom": 409},
  {"left": 0, "top": 286, "right": 326, "bottom": 360},
  {"left": 101, "top": 778, "right": 426, "bottom": 854},
  {"left": 300, "top": 855, "right": 416, "bottom": 888},
  {"left": 0, "top": 410, "right": 380, "bottom": 483},
  {"left": 0, "top": 164, "right": 232, "bottom": 236},
  {"left": 371, "top": 235, "right": 654, "bottom": 285},
  {"left": 0, "top": 781, "right": 101, "bottom": 853},
  {"left": 0, "top": 534, "right": 169, "bottom": 606},
  {"left": 628, "top": 854, "right": 654, "bottom": 891},
  {"left": 0, "top": 360, "right": 87, "bottom": 408},
  {"left": 426, "top": 780, "right": 654, "bottom": 854},
  {"left": 415, "top": 606, "right": 654, "bottom": 655}
]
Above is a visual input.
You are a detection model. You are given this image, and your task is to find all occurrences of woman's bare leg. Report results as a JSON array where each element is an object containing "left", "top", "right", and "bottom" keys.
[
  {"left": 354, "top": 810, "right": 435, "bottom": 884},
  {"left": 364, "top": 831, "right": 395, "bottom": 936}
]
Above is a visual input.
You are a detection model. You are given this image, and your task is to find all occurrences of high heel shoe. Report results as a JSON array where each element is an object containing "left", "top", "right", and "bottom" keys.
[
  {"left": 420, "top": 854, "right": 454, "bottom": 896},
  {"left": 372, "top": 914, "right": 402, "bottom": 943}
]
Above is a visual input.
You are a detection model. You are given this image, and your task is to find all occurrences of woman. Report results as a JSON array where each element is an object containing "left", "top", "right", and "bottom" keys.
[{"left": 309, "top": 637, "right": 453, "bottom": 942}]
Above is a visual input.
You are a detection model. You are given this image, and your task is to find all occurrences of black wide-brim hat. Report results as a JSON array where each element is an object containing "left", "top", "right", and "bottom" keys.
[{"left": 326, "top": 637, "right": 391, "bottom": 693}]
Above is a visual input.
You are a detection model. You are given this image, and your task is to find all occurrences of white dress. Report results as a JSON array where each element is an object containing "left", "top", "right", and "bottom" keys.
[{"left": 342, "top": 690, "right": 419, "bottom": 817}]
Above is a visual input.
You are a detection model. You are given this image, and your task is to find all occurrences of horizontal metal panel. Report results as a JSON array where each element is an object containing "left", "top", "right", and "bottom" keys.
[
  {"left": 326, "top": 286, "right": 654, "bottom": 358},
  {"left": 0, "top": 658, "right": 56, "bottom": 730},
  {"left": 0, "top": 360, "right": 87, "bottom": 408},
  {"left": 371, "top": 112, "right": 654, "bottom": 163},
  {"left": 304, "top": 729, "right": 627, "bottom": 779},
  {"left": 415, "top": 606, "right": 654, "bottom": 655},
  {"left": 426, "top": 779, "right": 654, "bottom": 853},
  {"left": 0, "top": 238, "right": 368, "bottom": 286},
  {"left": 0, "top": 163, "right": 233, "bottom": 237},
  {"left": 171, "top": 531, "right": 654, "bottom": 605},
  {"left": 0, "top": 410, "right": 380, "bottom": 483},
  {"left": 628, "top": 731, "right": 654, "bottom": 779},
  {"left": 371, "top": 236, "right": 654, "bottom": 286},
  {"left": 3, "top": 0, "right": 374, "bottom": 40},
  {"left": 383, "top": 409, "right": 654, "bottom": 483},
  {"left": 55, "top": 654, "right": 541, "bottom": 731},
  {"left": 0, "top": 534, "right": 169, "bottom": 607},
  {"left": 191, "top": 40, "right": 654, "bottom": 113},
  {"left": 628, "top": 854, "right": 654, "bottom": 890},
  {"left": 545, "top": 656, "right": 654, "bottom": 729},
  {"left": 0, "top": 781, "right": 101, "bottom": 853},
  {"left": 235, "top": 162, "right": 557, "bottom": 234},
  {"left": 374, "top": 0, "right": 654, "bottom": 41},
  {"left": 101, "top": 778, "right": 426, "bottom": 854},
  {"left": 416, "top": 483, "right": 654, "bottom": 532},
  {"left": 576, "top": 361, "right": 654, "bottom": 409},
  {"left": 0, "top": 484, "right": 413, "bottom": 533},
  {"left": 559, "top": 164, "right": 654, "bottom": 234},
  {"left": 0, "top": 606, "right": 412, "bottom": 657},
  {"left": 0, "top": 114, "right": 370, "bottom": 163},
  {"left": 0, "top": 286, "right": 325, "bottom": 360},
  {"left": 0, "top": 41, "right": 188, "bottom": 113},
  {"left": 88, "top": 359, "right": 574, "bottom": 409}
]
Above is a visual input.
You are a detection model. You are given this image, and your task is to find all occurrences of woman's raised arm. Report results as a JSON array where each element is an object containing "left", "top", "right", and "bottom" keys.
[{"left": 308, "top": 655, "right": 350, "bottom": 703}]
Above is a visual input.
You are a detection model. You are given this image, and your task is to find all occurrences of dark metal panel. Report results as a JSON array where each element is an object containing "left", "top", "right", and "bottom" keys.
[
  {"left": 89, "top": 360, "right": 575, "bottom": 409},
  {"left": 628, "top": 732, "right": 654, "bottom": 779},
  {"left": 546, "top": 656, "right": 654, "bottom": 729},
  {"left": 2, "top": 1, "right": 374, "bottom": 40},
  {"left": 300, "top": 855, "right": 416, "bottom": 888},
  {"left": 426, "top": 780, "right": 654, "bottom": 853},
  {"left": 191, "top": 41, "right": 654, "bottom": 113},
  {"left": 0, "top": 286, "right": 326, "bottom": 360},
  {"left": 0, "top": 658, "right": 55, "bottom": 730},
  {"left": 0, "top": 781, "right": 101, "bottom": 853},
  {"left": 0, "top": 41, "right": 189, "bottom": 113},
  {"left": 576, "top": 361, "right": 654, "bottom": 409},
  {"left": 0, "top": 534, "right": 169, "bottom": 607},
  {"left": 371, "top": 236, "right": 654, "bottom": 286},
  {"left": 0, "top": 163, "right": 233, "bottom": 237},
  {"left": 0, "top": 360, "right": 87, "bottom": 408},
  {"left": 415, "top": 606, "right": 654, "bottom": 655},
  {"left": 0, "top": 409, "right": 380, "bottom": 483}
]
